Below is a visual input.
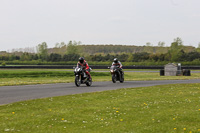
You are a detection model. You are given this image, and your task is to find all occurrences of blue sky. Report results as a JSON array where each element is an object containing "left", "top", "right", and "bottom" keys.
[{"left": 0, "top": 0, "right": 200, "bottom": 51}]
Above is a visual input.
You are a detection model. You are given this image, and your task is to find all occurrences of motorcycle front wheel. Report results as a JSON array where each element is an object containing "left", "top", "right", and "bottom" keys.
[
  {"left": 112, "top": 74, "right": 116, "bottom": 83},
  {"left": 75, "top": 76, "right": 81, "bottom": 87}
]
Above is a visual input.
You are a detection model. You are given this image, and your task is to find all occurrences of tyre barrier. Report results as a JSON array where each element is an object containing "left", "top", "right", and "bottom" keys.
[
  {"left": 160, "top": 69, "right": 165, "bottom": 76},
  {"left": 183, "top": 69, "right": 191, "bottom": 76},
  {"left": 160, "top": 69, "right": 191, "bottom": 76}
]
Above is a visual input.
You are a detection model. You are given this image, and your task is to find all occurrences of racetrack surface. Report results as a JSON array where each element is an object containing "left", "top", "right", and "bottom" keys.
[{"left": 0, "top": 79, "right": 200, "bottom": 105}]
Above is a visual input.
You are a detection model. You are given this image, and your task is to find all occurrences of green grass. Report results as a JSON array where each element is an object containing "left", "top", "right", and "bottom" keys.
[
  {"left": 1, "top": 69, "right": 200, "bottom": 132},
  {"left": 0, "top": 69, "right": 200, "bottom": 86},
  {"left": 0, "top": 83, "right": 200, "bottom": 132},
  {"left": 0, "top": 69, "right": 108, "bottom": 78}
]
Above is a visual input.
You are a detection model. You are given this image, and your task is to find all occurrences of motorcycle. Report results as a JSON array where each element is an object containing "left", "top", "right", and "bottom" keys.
[
  {"left": 109, "top": 66, "right": 124, "bottom": 83},
  {"left": 74, "top": 66, "right": 92, "bottom": 87}
]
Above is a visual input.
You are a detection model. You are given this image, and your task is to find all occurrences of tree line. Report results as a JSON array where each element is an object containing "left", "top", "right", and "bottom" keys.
[{"left": 1, "top": 38, "right": 200, "bottom": 65}]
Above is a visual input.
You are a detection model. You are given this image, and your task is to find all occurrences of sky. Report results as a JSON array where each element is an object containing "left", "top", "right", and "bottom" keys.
[{"left": 0, "top": 0, "right": 200, "bottom": 51}]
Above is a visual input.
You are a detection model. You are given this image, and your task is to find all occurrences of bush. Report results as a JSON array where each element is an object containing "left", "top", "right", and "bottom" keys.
[{"left": 1, "top": 62, "right": 6, "bottom": 66}]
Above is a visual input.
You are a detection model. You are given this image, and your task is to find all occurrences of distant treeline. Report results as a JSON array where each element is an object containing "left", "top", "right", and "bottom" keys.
[
  {"left": 1, "top": 38, "right": 200, "bottom": 66},
  {"left": 1, "top": 51, "right": 200, "bottom": 65}
]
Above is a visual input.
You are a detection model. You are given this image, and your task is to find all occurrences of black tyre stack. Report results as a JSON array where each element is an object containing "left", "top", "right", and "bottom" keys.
[
  {"left": 160, "top": 69, "right": 165, "bottom": 76},
  {"left": 183, "top": 69, "right": 191, "bottom": 76}
]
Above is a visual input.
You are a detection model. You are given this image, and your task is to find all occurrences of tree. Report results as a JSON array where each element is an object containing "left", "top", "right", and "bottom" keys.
[
  {"left": 66, "top": 41, "right": 80, "bottom": 55},
  {"left": 118, "top": 54, "right": 128, "bottom": 62},
  {"left": 197, "top": 42, "right": 200, "bottom": 52},
  {"left": 37, "top": 42, "right": 48, "bottom": 61},
  {"left": 55, "top": 42, "right": 66, "bottom": 48},
  {"left": 158, "top": 41, "right": 165, "bottom": 47},
  {"left": 126, "top": 53, "right": 133, "bottom": 62},
  {"left": 49, "top": 53, "right": 62, "bottom": 62},
  {"left": 174, "top": 37, "right": 183, "bottom": 46},
  {"left": 104, "top": 54, "right": 111, "bottom": 61},
  {"left": 20, "top": 52, "right": 31, "bottom": 61},
  {"left": 132, "top": 52, "right": 150, "bottom": 62},
  {"left": 146, "top": 42, "right": 152, "bottom": 46},
  {"left": 63, "top": 54, "right": 80, "bottom": 61},
  {"left": 186, "top": 51, "right": 200, "bottom": 61},
  {"left": 169, "top": 37, "right": 184, "bottom": 62}
]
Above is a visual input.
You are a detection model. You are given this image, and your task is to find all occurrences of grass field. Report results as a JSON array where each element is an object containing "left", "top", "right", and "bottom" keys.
[
  {"left": 0, "top": 83, "right": 200, "bottom": 132},
  {"left": 0, "top": 69, "right": 200, "bottom": 132},
  {"left": 0, "top": 69, "right": 200, "bottom": 86}
]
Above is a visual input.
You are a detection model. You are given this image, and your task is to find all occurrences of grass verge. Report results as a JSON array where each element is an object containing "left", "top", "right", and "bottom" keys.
[
  {"left": 0, "top": 69, "right": 200, "bottom": 86},
  {"left": 0, "top": 83, "right": 200, "bottom": 132}
]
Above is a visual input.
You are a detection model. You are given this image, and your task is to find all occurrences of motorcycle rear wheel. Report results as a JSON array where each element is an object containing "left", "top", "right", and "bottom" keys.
[
  {"left": 120, "top": 72, "right": 124, "bottom": 83},
  {"left": 86, "top": 79, "right": 92, "bottom": 86},
  {"left": 120, "top": 77, "right": 124, "bottom": 83}
]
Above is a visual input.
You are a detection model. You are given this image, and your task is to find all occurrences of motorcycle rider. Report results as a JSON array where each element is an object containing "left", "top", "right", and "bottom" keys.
[
  {"left": 112, "top": 58, "right": 122, "bottom": 68},
  {"left": 77, "top": 57, "right": 92, "bottom": 80},
  {"left": 112, "top": 58, "right": 123, "bottom": 76}
]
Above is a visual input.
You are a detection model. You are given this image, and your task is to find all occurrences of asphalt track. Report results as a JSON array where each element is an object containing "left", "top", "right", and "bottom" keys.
[{"left": 0, "top": 79, "right": 200, "bottom": 105}]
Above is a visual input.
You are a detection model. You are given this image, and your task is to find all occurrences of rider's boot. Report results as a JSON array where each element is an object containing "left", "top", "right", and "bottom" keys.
[{"left": 86, "top": 72, "right": 92, "bottom": 81}]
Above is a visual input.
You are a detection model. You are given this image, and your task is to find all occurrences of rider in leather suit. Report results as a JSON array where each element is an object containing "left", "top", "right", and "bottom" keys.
[
  {"left": 112, "top": 58, "right": 123, "bottom": 76},
  {"left": 77, "top": 57, "right": 92, "bottom": 80}
]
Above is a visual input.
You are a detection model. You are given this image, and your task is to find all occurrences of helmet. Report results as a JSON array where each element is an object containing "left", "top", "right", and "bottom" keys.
[
  {"left": 79, "top": 57, "right": 84, "bottom": 63},
  {"left": 114, "top": 58, "right": 118, "bottom": 63}
]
